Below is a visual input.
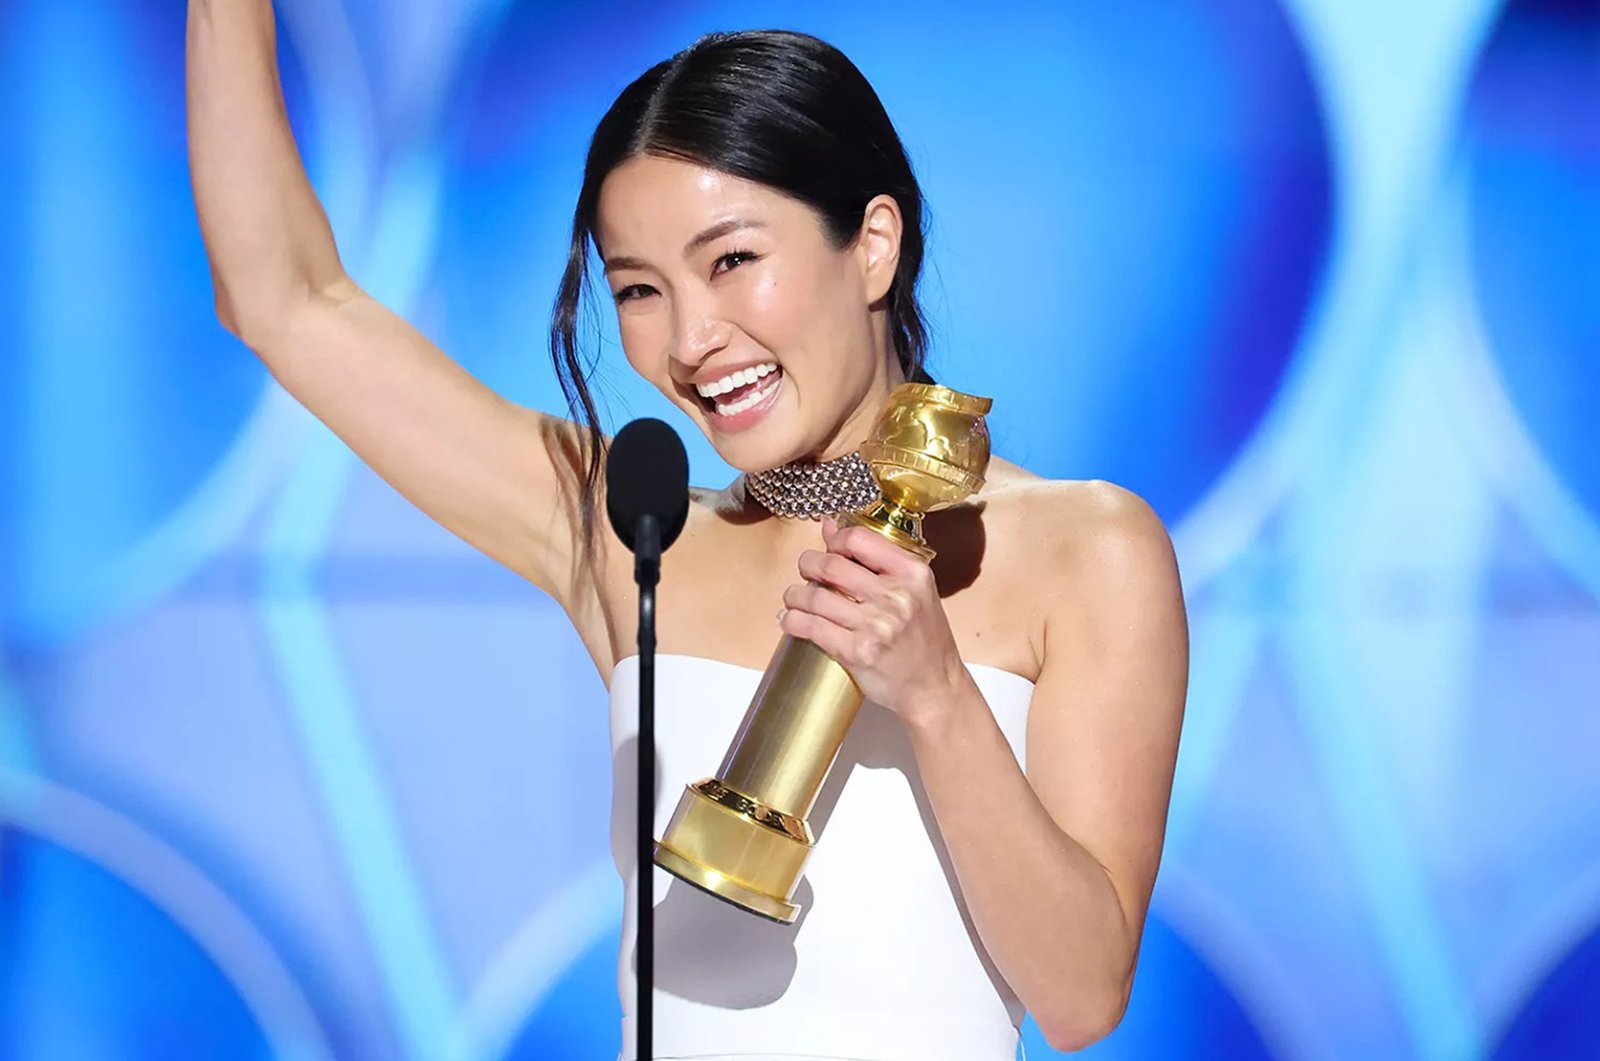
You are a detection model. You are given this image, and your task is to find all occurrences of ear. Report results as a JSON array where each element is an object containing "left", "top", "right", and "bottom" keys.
[{"left": 854, "top": 194, "right": 903, "bottom": 305}]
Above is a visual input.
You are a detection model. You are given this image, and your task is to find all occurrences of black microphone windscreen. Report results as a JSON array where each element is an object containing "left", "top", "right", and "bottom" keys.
[{"left": 605, "top": 418, "right": 690, "bottom": 552}]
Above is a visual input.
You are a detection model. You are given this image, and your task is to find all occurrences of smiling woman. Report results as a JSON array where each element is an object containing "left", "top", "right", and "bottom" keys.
[
  {"left": 186, "top": 7, "right": 1186, "bottom": 1060},
  {"left": 549, "top": 30, "right": 937, "bottom": 546},
  {"left": 595, "top": 155, "right": 905, "bottom": 455}
]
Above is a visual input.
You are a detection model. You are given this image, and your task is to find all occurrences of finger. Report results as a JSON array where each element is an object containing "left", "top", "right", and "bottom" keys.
[
  {"left": 796, "top": 549, "right": 877, "bottom": 602},
  {"left": 782, "top": 580, "right": 863, "bottom": 630},
  {"left": 779, "top": 606, "right": 850, "bottom": 661},
  {"left": 825, "top": 524, "right": 919, "bottom": 577}
]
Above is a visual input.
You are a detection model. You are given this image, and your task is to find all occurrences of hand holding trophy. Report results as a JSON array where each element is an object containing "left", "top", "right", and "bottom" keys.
[{"left": 653, "top": 382, "right": 994, "bottom": 922}]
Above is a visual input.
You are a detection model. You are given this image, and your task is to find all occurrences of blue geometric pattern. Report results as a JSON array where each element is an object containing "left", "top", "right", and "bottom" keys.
[{"left": 1, "top": 0, "right": 1595, "bottom": 1058}]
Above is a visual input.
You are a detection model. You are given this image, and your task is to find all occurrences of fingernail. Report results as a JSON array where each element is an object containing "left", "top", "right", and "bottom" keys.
[{"left": 776, "top": 608, "right": 788, "bottom": 623}]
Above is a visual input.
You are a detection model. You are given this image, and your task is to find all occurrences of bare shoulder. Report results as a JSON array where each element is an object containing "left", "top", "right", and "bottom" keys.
[
  {"left": 977, "top": 465, "right": 1184, "bottom": 633},
  {"left": 1047, "top": 480, "right": 1173, "bottom": 571},
  {"left": 983, "top": 464, "right": 1174, "bottom": 566}
]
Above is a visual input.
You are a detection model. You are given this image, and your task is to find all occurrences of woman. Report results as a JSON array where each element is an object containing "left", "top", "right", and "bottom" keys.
[{"left": 187, "top": 6, "right": 1188, "bottom": 1059}]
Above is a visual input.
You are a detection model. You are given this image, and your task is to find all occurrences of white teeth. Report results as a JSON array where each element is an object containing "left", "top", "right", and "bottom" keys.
[
  {"left": 695, "top": 362, "right": 778, "bottom": 398},
  {"left": 712, "top": 371, "right": 781, "bottom": 417}
]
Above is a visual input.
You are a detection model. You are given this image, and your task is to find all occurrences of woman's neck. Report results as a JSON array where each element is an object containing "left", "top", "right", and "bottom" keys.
[{"left": 808, "top": 355, "right": 907, "bottom": 462}]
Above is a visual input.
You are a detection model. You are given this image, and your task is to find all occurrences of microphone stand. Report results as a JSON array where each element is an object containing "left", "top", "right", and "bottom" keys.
[{"left": 633, "top": 512, "right": 660, "bottom": 1061}]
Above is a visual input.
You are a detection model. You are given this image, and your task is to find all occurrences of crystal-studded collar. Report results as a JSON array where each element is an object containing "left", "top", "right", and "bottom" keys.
[{"left": 744, "top": 450, "right": 881, "bottom": 520}]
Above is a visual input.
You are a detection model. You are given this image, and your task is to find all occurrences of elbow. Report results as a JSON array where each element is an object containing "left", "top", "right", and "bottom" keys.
[
  {"left": 210, "top": 279, "right": 279, "bottom": 350},
  {"left": 213, "top": 294, "right": 299, "bottom": 359},
  {"left": 212, "top": 273, "right": 346, "bottom": 353},
  {"left": 1036, "top": 977, "right": 1132, "bottom": 1053},
  {"left": 213, "top": 291, "right": 247, "bottom": 341}
]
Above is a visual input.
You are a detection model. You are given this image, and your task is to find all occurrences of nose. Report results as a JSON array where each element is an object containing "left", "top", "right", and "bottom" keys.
[{"left": 671, "top": 297, "right": 732, "bottom": 370}]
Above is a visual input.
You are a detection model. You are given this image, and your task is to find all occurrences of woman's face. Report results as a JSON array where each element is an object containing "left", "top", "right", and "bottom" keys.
[{"left": 595, "top": 153, "right": 903, "bottom": 473}]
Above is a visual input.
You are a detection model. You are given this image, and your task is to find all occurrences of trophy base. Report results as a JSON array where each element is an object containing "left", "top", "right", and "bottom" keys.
[
  {"left": 653, "top": 843, "right": 797, "bottom": 924},
  {"left": 653, "top": 778, "right": 812, "bottom": 924}
]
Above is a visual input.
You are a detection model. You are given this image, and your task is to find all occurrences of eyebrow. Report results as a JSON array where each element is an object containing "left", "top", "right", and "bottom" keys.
[{"left": 602, "top": 217, "right": 766, "bottom": 273}]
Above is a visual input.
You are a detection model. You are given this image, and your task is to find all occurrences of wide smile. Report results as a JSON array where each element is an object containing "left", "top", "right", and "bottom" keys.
[{"left": 692, "top": 365, "right": 784, "bottom": 433}]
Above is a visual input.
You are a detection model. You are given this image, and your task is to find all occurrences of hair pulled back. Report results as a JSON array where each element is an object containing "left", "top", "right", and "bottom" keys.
[{"left": 549, "top": 29, "right": 932, "bottom": 549}]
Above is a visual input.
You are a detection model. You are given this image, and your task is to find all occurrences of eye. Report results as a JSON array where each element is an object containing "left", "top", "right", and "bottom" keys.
[
  {"left": 613, "top": 283, "right": 657, "bottom": 304},
  {"left": 712, "top": 249, "right": 759, "bottom": 276}
]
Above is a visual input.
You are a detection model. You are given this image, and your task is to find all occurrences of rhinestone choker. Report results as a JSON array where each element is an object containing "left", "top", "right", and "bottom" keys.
[{"left": 745, "top": 450, "right": 882, "bottom": 520}]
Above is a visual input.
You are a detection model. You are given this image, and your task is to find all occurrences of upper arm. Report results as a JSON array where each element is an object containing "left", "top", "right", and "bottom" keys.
[
  {"left": 250, "top": 277, "right": 613, "bottom": 608},
  {"left": 1024, "top": 482, "right": 1189, "bottom": 947}
]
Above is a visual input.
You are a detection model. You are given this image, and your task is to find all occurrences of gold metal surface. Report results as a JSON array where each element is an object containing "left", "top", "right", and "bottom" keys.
[
  {"left": 652, "top": 844, "right": 798, "bottom": 924},
  {"left": 717, "top": 637, "right": 861, "bottom": 815},
  {"left": 654, "top": 383, "right": 993, "bottom": 920},
  {"left": 652, "top": 778, "right": 809, "bottom": 923}
]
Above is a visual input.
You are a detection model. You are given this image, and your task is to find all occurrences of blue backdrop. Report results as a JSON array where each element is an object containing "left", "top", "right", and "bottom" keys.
[{"left": 2, "top": 0, "right": 1596, "bottom": 1058}]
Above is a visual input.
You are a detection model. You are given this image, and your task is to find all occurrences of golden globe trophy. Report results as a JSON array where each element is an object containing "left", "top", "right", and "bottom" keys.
[{"left": 652, "top": 382, "right": 994, "bottom": 922}]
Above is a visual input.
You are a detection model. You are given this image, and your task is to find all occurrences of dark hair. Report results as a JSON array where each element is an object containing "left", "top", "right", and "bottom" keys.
[{"left": 549, "top": 29, "right": 933, "bottom": 552}]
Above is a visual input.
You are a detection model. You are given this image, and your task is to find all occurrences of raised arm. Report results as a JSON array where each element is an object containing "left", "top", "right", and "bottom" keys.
[{"left": 185, "top": 0, "right": 604, "bottom": 606}]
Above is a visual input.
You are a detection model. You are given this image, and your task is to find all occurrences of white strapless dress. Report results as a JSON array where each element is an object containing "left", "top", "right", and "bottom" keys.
[{"left": 609, "top": 652, "right": 1036, "bottom": 1061}]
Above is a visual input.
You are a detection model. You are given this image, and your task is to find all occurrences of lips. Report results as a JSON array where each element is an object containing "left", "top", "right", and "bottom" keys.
[{"left": 700, "top": 366, "right": 784, "bottom": 432}]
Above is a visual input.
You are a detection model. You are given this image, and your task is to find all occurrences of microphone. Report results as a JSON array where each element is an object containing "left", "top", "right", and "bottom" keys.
[
  {"left": 607, "top": 418, "right": 690, "bottom": 583},
  {"left": 604, "top": 417, "right": 688, "bottom": 1061}
]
